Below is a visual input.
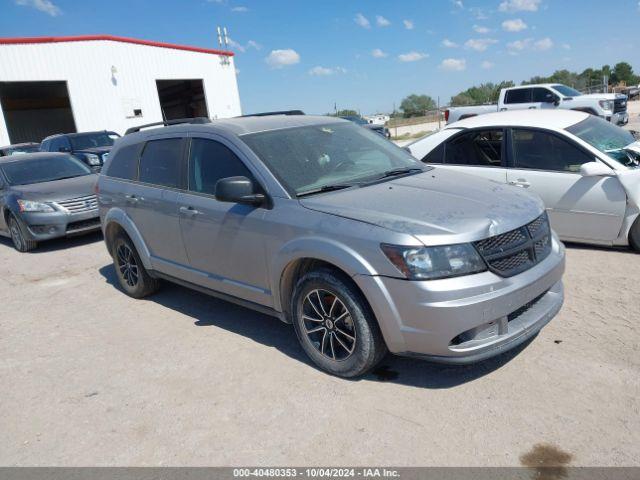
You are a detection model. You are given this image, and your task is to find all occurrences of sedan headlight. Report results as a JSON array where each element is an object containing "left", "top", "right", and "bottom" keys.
[
  {"left": 84, "top": 153, "right": 101, "bottom": 166},
  {"left": 17, "top": 199, "right": 55, "bottom": 213},
  {"left": 381, "top": 243, "right": 487, "bottom": 280},
  {"left": 599, "top": 100, "right": 614, "bottom": 111}
]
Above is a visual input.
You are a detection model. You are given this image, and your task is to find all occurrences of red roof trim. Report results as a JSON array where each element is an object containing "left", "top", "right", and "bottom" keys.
[{"left": 0, "top": 34, "right": 234, "bottom": 57}]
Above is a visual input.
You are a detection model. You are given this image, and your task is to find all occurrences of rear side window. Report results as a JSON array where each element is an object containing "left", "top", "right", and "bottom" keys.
[
  {"left": 422, "top": 143, "right": 444, "bottom": 163},
  {"left": 444, "top": 130, "right": 504, "bottom": 166},
  {"left": 504, "top": 88, "right": 531, "bottom": 104},
  {"left": 139, "top": 139, "right": 183, "bottom": 188},
  {"left": 105, "top": 143, "right": 141, "bottom": 180},
  {"left": 188, "top": 138, "right": 254, "bottom": 195}
]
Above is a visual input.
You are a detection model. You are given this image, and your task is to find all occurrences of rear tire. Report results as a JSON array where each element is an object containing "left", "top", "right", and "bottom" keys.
[
  {"left": 630, "top": 217, "right": 640, "bottom": 252},
  {"left": 291, "top": 268, "right": 387, "bottom": 378},
  {"left": 8, "top": 215, "right": 37, "bottom": 252},
  {"left": 112, "top": 234, "right": 160, "bottom": 298}
]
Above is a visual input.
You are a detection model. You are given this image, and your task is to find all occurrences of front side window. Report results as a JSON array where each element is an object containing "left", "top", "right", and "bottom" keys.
[
  {"left": 139, "top": 139, "right": 183, "bottom": 188},
  {"left": 188, "top": 138, "right": 254, "bottom": 195},
  {"left": 511, "top": 129, "right": 592, "bottom": 172},
  {"left": 242, "top": 122, "right": 421, "bottom": 196},
  {"left": 505, "top": 88, "right": 531, "bottom": 104},
  {"left": 566, "top": 116, "right": 638, "bottom": 168},
  {"left": 0, "top": 155, "right": 91, "bottom": 186},
  {"left": 532, "top": 88, "right": 555, "bottom": 103},
  {"left": 444, "top": 129, "right": 503, "bottom": 167}
]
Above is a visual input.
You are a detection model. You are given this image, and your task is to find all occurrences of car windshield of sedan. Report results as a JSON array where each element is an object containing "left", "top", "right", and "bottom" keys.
[
  {"left": 566, "top": 116, "right": 639, "bottom": 168},
  {"left": 1, "top": 155, "right": 92, "bottom": 186},
  {"left": 241, "top": 122, "right": 424, "bottom": 196},
  {"left": 6, "top": 145, "right": 40, "bottom": 156},
  {"left": 70, "top": 132, "right": 119, "bottom": 150}
]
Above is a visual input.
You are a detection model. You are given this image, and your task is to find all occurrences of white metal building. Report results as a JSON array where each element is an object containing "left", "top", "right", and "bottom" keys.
[{"left": 0, "top": 35, "right": 241, "bottom": 145}]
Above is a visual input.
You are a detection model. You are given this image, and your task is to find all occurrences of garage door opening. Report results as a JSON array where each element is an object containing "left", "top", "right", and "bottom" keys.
[
  {"left": 156, "top": 79, "right": 209, "bottom": 121},
  {"left": 0, "top": 81, "right": 76, "bottom": 144}
]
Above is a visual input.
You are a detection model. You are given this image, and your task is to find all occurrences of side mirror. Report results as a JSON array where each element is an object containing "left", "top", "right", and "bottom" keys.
[
  {"left": 215, "top": 176, "right": 265, "bottom": 206},
  {"left": 580, "top": 161, "right": 613, "bottom": 177},
  {"left": 58, "top": 146, "right": 71, "bottom": 153}
]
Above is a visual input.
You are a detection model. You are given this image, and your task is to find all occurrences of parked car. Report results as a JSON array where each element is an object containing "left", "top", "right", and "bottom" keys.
[
  {"left": 0, "top": 142, "right": 40, "bottom": 156},
  {"left": 0, "top": 152, "right": 100, "bottom": 252},
  {"left": 407, "top": 110, "right": 640, "bottom": 250},
  {"left": 340, "top": 115, "right": 390, "bottom": 138},
  {"left": 98, "top": 115, "right": 565, "bottom": 377},
  {"left": 445, "top": 84, "right": 629, "bottom": 126},
  {"left": 621, "top": 85, "right": 639, "bottom": 100},
  {"left": 40, "top": 131, "right": 120, "bottom": 171}
]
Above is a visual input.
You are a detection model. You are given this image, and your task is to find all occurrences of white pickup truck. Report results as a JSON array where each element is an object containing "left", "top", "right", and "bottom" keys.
[{"left": 445, "top": 83, "right": 629, "bottom": 126}]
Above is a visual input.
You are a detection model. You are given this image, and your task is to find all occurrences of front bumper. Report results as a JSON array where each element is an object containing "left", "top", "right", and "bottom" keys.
[
  {"left": 605, "top": 112, "right": 629, "bottom": 125},
  {"left": 21, "top": 209, "right": 100, "bottom": 241},
  {"left": 354, "top": 236, "right": 565, "bottom": 364}
]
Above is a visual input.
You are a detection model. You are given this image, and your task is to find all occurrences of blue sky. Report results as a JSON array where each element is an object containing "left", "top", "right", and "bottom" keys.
[{"left": 2, "top": 0, "right": 639, "bottom": 114}]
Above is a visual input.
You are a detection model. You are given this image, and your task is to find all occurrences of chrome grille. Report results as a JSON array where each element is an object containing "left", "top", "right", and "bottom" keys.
[
  {"left": 473, "top": 212, "right": 552, "bottom": 277},
  {"left": 57, "top": 195, "right": 98, "bottom": 213}
]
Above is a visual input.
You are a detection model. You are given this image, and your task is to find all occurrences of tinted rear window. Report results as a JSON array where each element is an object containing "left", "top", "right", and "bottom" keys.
[
  {"left": 105, "top": 143, "right": 141, "bottom": 180},
  {"left": 505, "top": 88, "right": 531, "bottom": 104},
  {"left": 138, "top": 139, "right": 183, "bottom": 188}
]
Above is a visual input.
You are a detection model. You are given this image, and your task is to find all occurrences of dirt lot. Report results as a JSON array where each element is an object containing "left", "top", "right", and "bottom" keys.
[{"left": 1, "top": 232, "right": 639, "bottom": 467}]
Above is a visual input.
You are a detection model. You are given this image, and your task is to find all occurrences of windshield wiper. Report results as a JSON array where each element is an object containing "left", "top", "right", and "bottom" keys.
[
  {"left": 377, "top": 167, "right": 424, "bottom": 180},
  {"left": 297, "top": 184, "right": 354, "bottom": 197}
]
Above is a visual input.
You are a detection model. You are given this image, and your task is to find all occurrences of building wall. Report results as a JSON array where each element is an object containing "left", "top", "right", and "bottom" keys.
[{"left": 0, "top": 39, "right": 241, "bottom": 145}]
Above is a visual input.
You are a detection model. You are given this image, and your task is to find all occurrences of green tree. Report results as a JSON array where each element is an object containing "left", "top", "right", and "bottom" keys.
[
  {"left": 611, "top": 62, "right": 637, "bottom": 85},
  {"left": 399, "top": 94, "right": 436, "bottom": 117},
  {"left": 450, "top": 81, "right": 514, "bottom": 106}
]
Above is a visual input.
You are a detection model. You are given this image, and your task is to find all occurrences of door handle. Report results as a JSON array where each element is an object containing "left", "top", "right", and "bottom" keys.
[
  {"left": 528, "top": 106, "right": 537, "bottom": 109},
  {"left": 125, "top": 194, "right": 142, "bottom": 203},
  {"left": 508, "top": 180, "right": 531, "bottom": 188},
  {"left": 179, "top": 206, "right": 202, "bottom": 216}
]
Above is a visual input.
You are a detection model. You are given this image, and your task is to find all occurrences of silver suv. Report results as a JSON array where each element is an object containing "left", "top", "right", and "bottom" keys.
[{"left": 98, "top": 115, "right": 565, "bottom": 377}]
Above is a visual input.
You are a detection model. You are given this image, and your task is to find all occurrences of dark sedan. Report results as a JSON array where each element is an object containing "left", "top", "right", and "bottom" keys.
[
  {"left": 0, "top": 142, "right": 41, "bottom": 157},
  {"left": 0, "top": 153, "right": 100, "bottom": 252}
]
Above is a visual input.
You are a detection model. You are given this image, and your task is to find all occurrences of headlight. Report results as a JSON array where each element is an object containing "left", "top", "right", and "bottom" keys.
[
  {"left": 17, "top": 199, "right": 55, "bottom": 213},
  {"left": 599, "top": 100, "right": 614, "bottom": 111},
  {"left": 381, "top": 243, "right": 487, "bottom": 280},
  {"left": 84, "top": 153, "right": 101, "bottom": 166}
]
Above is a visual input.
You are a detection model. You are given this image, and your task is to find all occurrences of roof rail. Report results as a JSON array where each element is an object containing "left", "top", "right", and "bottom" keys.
[
  {"left": 125, "top": 117, "right": 211, "bottom": 135},
  {"left": 240, "top": 110, "right": 305, "bottom": 118}
]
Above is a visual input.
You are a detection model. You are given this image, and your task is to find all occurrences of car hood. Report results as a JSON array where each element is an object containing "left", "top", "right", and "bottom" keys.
[
  {"left": 300, "top": 169, "right": 545, "bottom": 245},
  {"left": 11, "top": 174, "right": 98, "bottom": 202},
  {"left": 579, "top": 93, "right": 624, "bottom": 100},
  {"left": 74, "top": 146, "right": 112, "bottom": 155}
]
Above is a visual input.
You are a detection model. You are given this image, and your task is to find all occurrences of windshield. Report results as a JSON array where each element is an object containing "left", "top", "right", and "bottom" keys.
[
  {"left": 242, "top": 122, "right": 423, "bottom": 195},
  {"left": 69, "top": 132, "right": 119, "bottom": 150},
  {"left": 6, "top": 145, "right": 40, "bottom": 156},
  {"left": 566, "top": 116, "right": 639, "bottom": 168},
  {"left": 1, "top": 155, "right": 92, "bottom": 185},
  {"left": 552, "top": 85, "right": 582, "bottom": 97}
]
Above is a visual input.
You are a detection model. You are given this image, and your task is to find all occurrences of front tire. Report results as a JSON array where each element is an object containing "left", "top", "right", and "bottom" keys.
[
  {"left": 112, "top": 234, "right": 160, "bottom": 298},
  {"left": 8, "top": 215, "right": 37, "bottom": 252},
  {"left": 630, "top": 217, "right": 640, "bottom": 252},
  {"left": 291, "top": 268, "right": 387, "bottom": 378}
]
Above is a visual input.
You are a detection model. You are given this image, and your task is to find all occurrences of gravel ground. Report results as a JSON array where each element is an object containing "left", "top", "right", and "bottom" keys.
[{"left": 0, "top": 233, "right": 638, "bottom": 467}]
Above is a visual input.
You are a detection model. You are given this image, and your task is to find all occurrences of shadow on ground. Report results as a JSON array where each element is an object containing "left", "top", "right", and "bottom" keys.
[
  {"left": 563, "top": 241, "right": 635, "bottom": 254},
  {"left": 0, "top": 231, "right": 103, "bottom": 253},
  {"left": 99, "top": 263, "right": 533, "bottom": 390}
]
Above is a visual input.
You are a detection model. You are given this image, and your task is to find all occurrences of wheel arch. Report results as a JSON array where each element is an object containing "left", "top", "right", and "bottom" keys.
[{"left": 102, "top": 208, "right": 152, "bottom": 269}]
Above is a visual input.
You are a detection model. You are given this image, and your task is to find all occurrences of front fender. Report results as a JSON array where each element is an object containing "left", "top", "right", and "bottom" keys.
[
  {"left": 270, "top": 236, "right": 379, "bottom": 312},
  {"left": 102, "top": 207, "right": 152, "bottom": 270}
]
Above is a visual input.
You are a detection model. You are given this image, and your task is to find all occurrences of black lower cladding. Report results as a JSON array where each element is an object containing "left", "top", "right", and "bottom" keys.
[
  {"left": 473, "top": 212, "right": 552, "bottom": 277},
  {"left": 66, "top": 217, "right": 100, "bottom": 233}
]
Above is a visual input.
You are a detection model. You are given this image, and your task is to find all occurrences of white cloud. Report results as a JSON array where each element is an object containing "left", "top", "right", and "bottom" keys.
[
  {"left": 534, "top": 37, "right": 553, "bottom": 50},
  {"left": 398, "top": 51, "right": 428, "bottom": 62},
  {"left": 403, "top": 19, "right": 414, "bottom": 30},
  {"left": 265, "top": 49, "right": 300, "bottom": 68},
  {"left": 354, "top": 13, "right": 371, "bottom": 29},
  {"left": 376, "top": 15, "right": 391, "bottom": 27},
  {"left": 465, "top": 38, "right": 498, "bottom": 52},
  {"left": 507, "top": 38, "right": 531, "bottom": 52},
  {"left": 440, "top": 58, "right": 466, "bottom": 71},
  {"left": 371, "top": 48, "right": 388, "bottom": 58},
  {"left": 502, "top": 18, "right": 528, "bottom": 32},
  {"left": 231, "top": 6, "right": 248, "bottom": 12},
  {"left": 471, "top": 8, "right": 489, "bottom": 20},
  {"left": 442, "top": 38, "right": 459, "bottom": 48},
  {"left": 15, "top": 0, "right": 61, "bottom": 16},
  {"left": 308, "top": 66, "right": 346, "bottom": 76},
  {"left": 228, "top": 38, "right": 261, "bottom": 53},
  {"left": 498, "top": 0, "right": 541, "bottom": 13},
  {"left": 451, "top": 0, "right": 464, "bottom": 9},
  {"left": 562, "top": 43, "right": 571, "bottom": 50},
  {"left": 473, "top": 25, "right": 490, "bottom": 34},
  {"left": 481, "top": 60, "right": 495, "bottom": 69}
]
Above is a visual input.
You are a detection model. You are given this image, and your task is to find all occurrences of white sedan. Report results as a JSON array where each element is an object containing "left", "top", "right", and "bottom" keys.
[{"left": 407, "top": 110, "right": 640, "bottom": 250}]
